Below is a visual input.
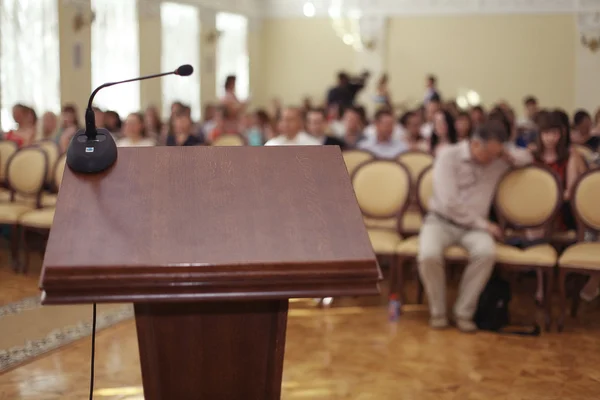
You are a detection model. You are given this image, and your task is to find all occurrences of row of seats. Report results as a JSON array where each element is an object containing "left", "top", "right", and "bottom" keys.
[
  {"left": 0, "top": 140, "right": 65, "bottom": 273},
  {"left": 343, "top": 149, "right": 600, "bottom": 331}
]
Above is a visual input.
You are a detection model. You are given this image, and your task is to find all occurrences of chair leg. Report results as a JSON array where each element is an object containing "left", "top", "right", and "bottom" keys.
[
  {"left": 416, "top": 260, "right": 424, "bottom": 304},
  {"left": 570, "top": 274, "right": 586, "bottom": 318},
  {"left": 558, "top": 269, "right": 567, "bottom": 332},
  {"left": 21, "top": 227, "right": 30, "bottom": 275},
  {"left": 389, "top": 254, "right": 397, "bottom": 297},
  {"left": 396, "top": 256, "right": 405, "bottom": 305},
  {"left": 544, "top": 268, "right": 554, "bottom": 332},
  {"left": 10, "top": 224, "right": 20, "bottom": 273}
]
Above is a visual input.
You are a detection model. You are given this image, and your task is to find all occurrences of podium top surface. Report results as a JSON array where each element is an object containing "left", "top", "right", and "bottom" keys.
[{"left": 40, "top": 146, "right": 379, "bottom": 304}]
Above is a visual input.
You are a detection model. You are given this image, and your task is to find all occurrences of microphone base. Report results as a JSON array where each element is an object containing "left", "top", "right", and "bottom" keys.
[{"left": 66, "top": 128, "right": 118, "bottom": 174}]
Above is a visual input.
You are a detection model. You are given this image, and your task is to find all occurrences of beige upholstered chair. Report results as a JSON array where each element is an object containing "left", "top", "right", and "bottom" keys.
[
  {"left": 572, "top": 144, "right": 594, "bottom": 164},
  {"left": 342, "top": 150, "right": 373, "bottom": 176},
  {"left": 36, "top": 140, "right": 60, "bottom": 184},
  {"left": 397, "top": 151, "right": 434, "bottom": 236},
  {"left": 493, "top": 165, "right": 561, "bottom": 330},
  {"left": 0, "top": 147, "right": 47, "bottom": 270},
  {"left": 212, "top": 134, "right": 246, "bottom": 146},
  {"left": 557, "top": 169, "right": 600, "bottom": 331},
  {"left": 352, "top": 160, "right": 410, "bottom": 256},
  {"left": 17, "top": 154, "right": 66, "bottom": 273},
  {"left": 0, "top": 140, "right": 18, "bottom": 185}
]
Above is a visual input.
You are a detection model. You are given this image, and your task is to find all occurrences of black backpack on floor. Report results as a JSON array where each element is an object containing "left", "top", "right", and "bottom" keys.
[{"left": 474, "top": 272, "right": 540, "bottom": 336}]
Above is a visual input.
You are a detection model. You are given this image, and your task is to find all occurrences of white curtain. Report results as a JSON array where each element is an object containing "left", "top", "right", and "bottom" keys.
[
  {"left": 161, "top": 2, "right": 201, "bottom": 120},
  {"left": 216, "top": 13, "right": 249, "bottom": 101},
  {"left": 0, "top": 0, "right": 60, "bottom": 132},
  {"left": 91, "top": 0, "right": 140, "bottom": 118}
]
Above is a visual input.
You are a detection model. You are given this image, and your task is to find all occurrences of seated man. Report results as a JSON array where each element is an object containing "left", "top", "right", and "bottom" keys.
[
  {"left": 265, "top": 107, "right": 321, "bottom": 146},
  {"left": 358, "top": 109, "right": 407, "bottom": 158},
  {"left": 418, "top": 120, "right": 532, "bottom": 332},
  {"left": 305, "top": 108, "right": 346, "bottom": 148}
]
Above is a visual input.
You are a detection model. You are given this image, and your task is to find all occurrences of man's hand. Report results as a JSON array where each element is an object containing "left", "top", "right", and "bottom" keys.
[{"left": 486, "top": 222, "right": 504, "bottom": 240}]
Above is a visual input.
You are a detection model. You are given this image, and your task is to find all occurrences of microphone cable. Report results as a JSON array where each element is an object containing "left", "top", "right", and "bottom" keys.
[{"left": 89, "top": 303, "right": 97, "bottom": 400}]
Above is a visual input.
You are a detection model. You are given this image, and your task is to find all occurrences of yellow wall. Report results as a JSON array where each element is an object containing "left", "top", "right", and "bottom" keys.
[
  {"left": 254, "top": 14, "right": 578, "bottom": 114},
  {"left": 253, "top": 18, "right": 357, "bottom": 108},
  {"left": 387, "top": 14, "right": 576, "bottom": 113}
]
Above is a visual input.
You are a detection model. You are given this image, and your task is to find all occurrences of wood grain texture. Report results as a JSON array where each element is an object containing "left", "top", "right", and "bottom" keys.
[
  {"left": 135, "top": 300, "right": 288, "bottom": 400},
  {"left": 40, "top": 146, "right": 379, "bottom": 304}
]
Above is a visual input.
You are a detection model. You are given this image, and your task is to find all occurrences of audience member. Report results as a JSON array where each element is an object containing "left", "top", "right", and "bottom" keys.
[
  {"left": 326, "top": 71, "right": 369, "bottom": 109},
  {"left": 469, "top": 105, "right": 486, "bottom": 127},
  {"left": 57, "top": 104, "right": 80, "bottom": 153},
  {"left": 528, "top": 112, "right": 586, "bottom": 303},
  {"left": 374, "top": 74, "right": 391, "bottom": 108},
  {"left": 144, "top": 105, "right": 163, "bottom": 141},
  {"left": 399, "top": 111, "right": 428, "bottom": 152},
  {"left": 424, "top": 74, "right": 441, "bottom": 104},
  {"left": 418, "top": 120, "right": 532, "bottom": 332},
  {"left": 167, "top": 107, "right": 203, "bottom": 146},
  {"left": 593, "top": 108, "right": 600, "bottom": 135},
  {"left": 430, "top": 110, "right": 458, "bottom": 156},
  {"left": 117, "top": 113, "right": 156, "bottom": 147},
  {"left": 305, "top": 108, "right": 346, "bottom": 147},
  {"left": 93, "top": 107, "right": 106, "bottom": 130},
  {"left": 572, "top": 110, "right": 598, "bottom": 151},
  {"left": 104, "top": 111, "right": 122, "bottom": 135},
  {"left": 221, "top": 75, "right": 245, "bottom": 129},
  {"left": 41, "top": 112, "right": 58, "bottom": 140},
  {"left": 5, "top": 104, "right": 36, "bottom": 147},
  {"left": 421, "top": 98, "right": 441, "bottom": 139},
  {"left": 265, "top": 107, "right": 320, "bottom": 146},
  {"left": 358, "top": 109, "right": 407, "bottom": 158},
  {"left": 341, "top": 107, "right": 365, "bottom": 149},
  {"left": 455, "top": 111, "right": 473, "bottom": 140},
  {"left": 364, "top": 106, "right": 404, "bottom": 142},
  {"left": 518, "top": 96, "right": 539, "bottom": 129}
]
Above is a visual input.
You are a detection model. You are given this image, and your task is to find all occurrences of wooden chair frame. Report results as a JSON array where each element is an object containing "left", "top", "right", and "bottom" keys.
[
  {"left": 557, "top": 168, "right": 600, "bottom": 331},
  {"left": 492, "top": 165, "right": 563, "bottom": 331}
]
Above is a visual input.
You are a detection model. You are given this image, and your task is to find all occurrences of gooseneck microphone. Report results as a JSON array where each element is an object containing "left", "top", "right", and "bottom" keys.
[{"left": 66, "top": 64, "right": 194, "bottom": 174}]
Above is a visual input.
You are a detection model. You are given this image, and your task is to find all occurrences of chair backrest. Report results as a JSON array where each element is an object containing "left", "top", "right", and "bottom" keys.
[
  {"left": 6, "top": 147, "right": 48, "bottom": 200},
  {"left": 415, "top": 165, "right": 434, "bottom": 214},
  {"left": 212, "top": 134, "right": 246, "bottom": 146},
  {"left": 54, "top": 153, "right": 67, "bottom": 190},
  {"left": 572, "top": 169, "right": 600, "bottom": 233},
  {"left": 0, "top": 141, "right": 18, "bottom": 184},
  {"left": 494, "top": 165, "right": 561, "bottom": 228},
  {"left": 351, "top": 159, "right": 411, "bottom": 220},
  {"left": 342, "top": 150, "right": 374, "bottom": 176},
  {"left": 36, "top": 140, "right": 60, "bottom": 183},
  {"left": 397, "top": 151, "right": 434, "bottom": 185}
]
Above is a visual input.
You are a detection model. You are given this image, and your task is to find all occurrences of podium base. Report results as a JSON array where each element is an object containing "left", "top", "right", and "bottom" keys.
[{"left": 134, "top": 300, "right": 288, "bottom": 400}]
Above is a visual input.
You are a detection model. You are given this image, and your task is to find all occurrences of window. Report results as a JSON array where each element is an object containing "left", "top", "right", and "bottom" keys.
[
  {"left": 161, "top": 2, "right": 201, "bottom": 120},
  {"left": 216, "top": 13, "right": 249, "bottom": 101},
  {"left": 91, "top": 0, "right": 140, "bottom": 118},
  {"left": 0, "top": 0, "right": 60, "bottom": 132}
]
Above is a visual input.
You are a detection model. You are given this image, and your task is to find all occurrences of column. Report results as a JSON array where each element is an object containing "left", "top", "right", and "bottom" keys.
[
  {"left": 200, "top": 8, "right": 218, "bottom": 108},
  {"left": 575, "top": 11, "right": 600, "bottom": 113},
  {"left": 138, "top": 0, "right": 162, "bottom": 111}
]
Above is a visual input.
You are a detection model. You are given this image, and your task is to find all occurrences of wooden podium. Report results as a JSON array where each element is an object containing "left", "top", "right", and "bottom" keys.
[{"left": 40, "top": 146, "right": 380, "bottom": 400}]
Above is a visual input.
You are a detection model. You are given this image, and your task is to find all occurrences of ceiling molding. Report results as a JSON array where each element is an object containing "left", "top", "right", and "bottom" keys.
[{"left": 263, "top": 0, "right": 600, "bottom": 18}]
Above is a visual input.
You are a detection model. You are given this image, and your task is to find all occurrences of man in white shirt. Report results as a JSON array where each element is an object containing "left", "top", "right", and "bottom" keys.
[
  {"left": 420, "top": 98, "right": 441, "bottom": 139},
  {"left": 265, "top": 107, "right": 321, "bottom": 146},
  {"left": 358, "top": 109, "right": 408, "bottom": 158}
]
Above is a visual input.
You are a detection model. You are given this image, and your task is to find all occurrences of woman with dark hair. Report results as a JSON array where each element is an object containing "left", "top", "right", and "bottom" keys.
[
  {"left": 593, "top": 108, "right": 600, "bottom": 135},
  {"left": 117, "top": 113, "right": 155, "bottom": 147},
  {"left": 430, "top": 109, "right": 458, "bottom": 156},
  {"left": 104, "top": 110, "right": 122, "bottom": 135},
  {"left": 455, "top": 111, "right": 473, "bottom": 140},
  {"left": 528, "top": 112, "right": 586, "bottom": 304},
  {"left": 5, "top": 104, "right": 36, "bottom": 147}
]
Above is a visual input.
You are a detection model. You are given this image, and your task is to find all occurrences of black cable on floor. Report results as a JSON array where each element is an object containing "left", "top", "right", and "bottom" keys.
[{"left": 89, "top": 303, "right": 97, "bottom": 400}]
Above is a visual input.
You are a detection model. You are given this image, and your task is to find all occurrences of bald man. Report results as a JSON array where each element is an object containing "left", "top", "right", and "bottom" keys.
[{"left": 265, "top": 107, "right": 321, "bottom": 146}]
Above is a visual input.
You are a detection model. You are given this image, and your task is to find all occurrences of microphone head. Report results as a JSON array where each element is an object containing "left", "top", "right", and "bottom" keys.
[{"left": 175, "top": 64, "right": 194, "bottom": 76}]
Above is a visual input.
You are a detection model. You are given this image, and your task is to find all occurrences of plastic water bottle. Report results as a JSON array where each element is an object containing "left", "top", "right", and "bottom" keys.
[{"left": 388, "top": 294, "right": 401, "bottom": 322}]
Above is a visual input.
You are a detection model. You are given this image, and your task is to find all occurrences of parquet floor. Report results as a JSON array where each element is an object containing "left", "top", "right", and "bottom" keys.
[{"left": 1, "top": 263, "right": 600, "bottom": 399}]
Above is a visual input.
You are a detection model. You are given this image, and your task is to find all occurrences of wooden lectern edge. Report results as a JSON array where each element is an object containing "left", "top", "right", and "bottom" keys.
[{"left": 40, "top": 279, "right": 381, "bottom": 305}]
